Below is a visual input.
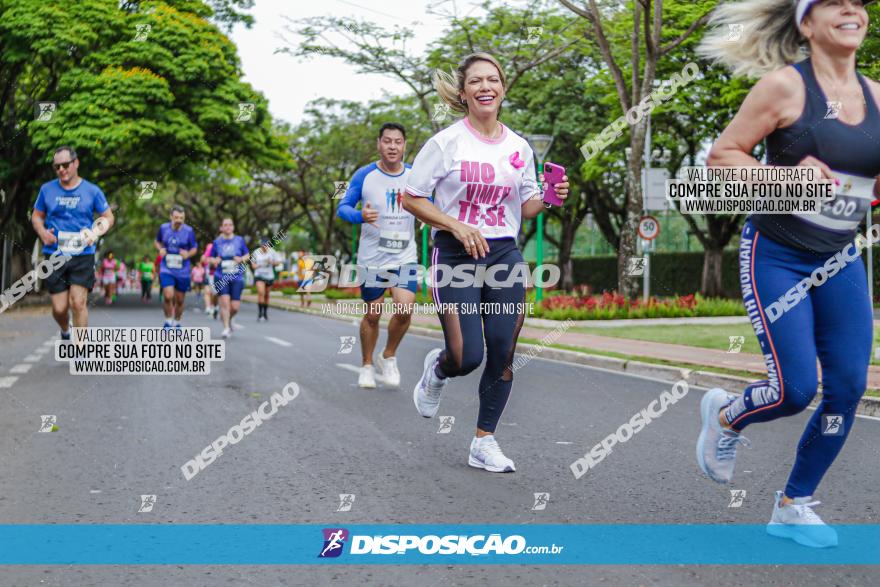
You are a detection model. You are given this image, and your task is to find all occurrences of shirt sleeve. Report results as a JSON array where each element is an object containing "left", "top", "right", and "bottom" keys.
[
  {"left": 240, "top": 238, "right": 249, "bottom": 257},
  {"left": 155, "top": 226, "right": 164, "bottom": 244},
  {"left": 519, "top": 145, "right": 540, "bottom": 204},
  {"left": 93, "top": 186, "right": 110, "bottom": 214},
  {"left": 336, "top": 168, "right": 366, "bottom": 223},
  {"left": 405, "top": 139, "right": 447, "bottom": 198},
  {"left": 188, "top": 229, "right": 197, "bottom": 251},
  {"left": 34, "top": 187, "right": 47, "bottom": 213}
]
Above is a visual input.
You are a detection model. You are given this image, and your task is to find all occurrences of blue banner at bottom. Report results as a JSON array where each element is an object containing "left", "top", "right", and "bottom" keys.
[{"left": 0, "top": 524, "right": 878, "bottom": 564}]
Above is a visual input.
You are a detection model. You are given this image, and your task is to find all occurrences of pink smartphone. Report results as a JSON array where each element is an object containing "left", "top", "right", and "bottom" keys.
[{"left": 542, "top": 162, "right": 566, "bottom": 206}]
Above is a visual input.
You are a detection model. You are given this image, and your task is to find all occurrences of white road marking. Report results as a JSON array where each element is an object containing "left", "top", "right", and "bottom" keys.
[
  {"left": 23, "top": 355, "right": 41, "bottom": 362},
  {"left": 10, "top": 364, "right": 32, "bottom": 374},
  {"left": 555, "top": 441, "right": 574, "bottom": 445},
  {"left": 265, "top": 336, "right": 292, "bottom": 347},
  {"left": 0, "top": 377, "right": 19, "bottom": 388},
  {"left": 335, "top": 363, "right": 362, "bottom": 375}
]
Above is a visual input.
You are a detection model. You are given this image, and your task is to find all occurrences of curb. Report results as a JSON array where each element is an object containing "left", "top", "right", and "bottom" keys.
[{"left": 255, "top": 297, "right": 880, "bottom": 419}]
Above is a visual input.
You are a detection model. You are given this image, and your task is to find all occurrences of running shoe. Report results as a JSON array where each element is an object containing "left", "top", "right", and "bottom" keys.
[
  {"left": 163, "top": 321, "right": 173, "bottom": 331},
  {"left": 413, "top": 348, "right": 447, "bottom": 418},
  {"left": 175, "top": 323, "right": 182, "bottom": 330},
  {"left": 358, "top": 365, "right": 377, "bottom": 389},
  {"left": 468, "top": 435, "right": 515, "bottom": 473},
  {"left": 767, "top": 490, "right": 838, "bottom": 548},
  {"left": 696, "top": 388, "right": 749, "bottom": 483},
  {"left": 221, "top": 327, "right": 231, "bottom": 339},
  {"left": 60, "top": 330, "right": 71, "bottom": 341},
  {"left": 375, "top": 355, "right": 400, "bottom": 387},
  {"left": 232, "top": 319, "right": 243, "bottom": 331}
]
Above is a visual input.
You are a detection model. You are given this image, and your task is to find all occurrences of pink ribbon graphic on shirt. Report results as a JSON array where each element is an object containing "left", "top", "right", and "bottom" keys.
[{"left": 509, "top": 151, "right": 525, "bottom": 169}]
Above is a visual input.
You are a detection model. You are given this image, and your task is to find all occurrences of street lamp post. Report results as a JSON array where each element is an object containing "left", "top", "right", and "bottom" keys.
[{"left": 526, "top": 134, "right": 554, "bottom": 302}]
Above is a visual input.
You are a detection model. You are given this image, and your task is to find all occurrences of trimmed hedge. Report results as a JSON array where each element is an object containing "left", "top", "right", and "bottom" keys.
[{"left": 569, "top": 250, "right": 742, "bottom": 298}]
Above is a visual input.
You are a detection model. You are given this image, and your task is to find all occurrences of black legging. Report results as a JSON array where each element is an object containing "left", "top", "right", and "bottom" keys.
[
  {"left": 141, "top": 279, "right": 152, "bottom": 300},
  {"left": 431, "top": 231, "right": 526, "bottom": 433}
]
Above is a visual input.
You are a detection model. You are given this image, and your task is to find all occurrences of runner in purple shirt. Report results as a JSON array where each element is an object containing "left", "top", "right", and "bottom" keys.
[
  {"left": 209, "top": 217, "right": 250, "bottom": 338},
  {"left": 154, "top": 205, "right": 198, "bottom": 329}
]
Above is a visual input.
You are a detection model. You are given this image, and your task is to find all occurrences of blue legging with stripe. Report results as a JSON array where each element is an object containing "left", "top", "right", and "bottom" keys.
[
  {"left": 431, "top": 232, "right": 526, "bottom": 433},
  {"left": 723, "top": 220, "right": 871, "bottom": 498}
]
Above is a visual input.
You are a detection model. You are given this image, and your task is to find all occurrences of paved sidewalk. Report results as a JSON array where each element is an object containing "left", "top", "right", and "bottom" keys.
[{"left": 247, "top": 294, "right": 880, "bottom": 391}]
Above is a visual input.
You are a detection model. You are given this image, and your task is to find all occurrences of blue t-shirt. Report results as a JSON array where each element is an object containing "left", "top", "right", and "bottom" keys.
[
  {"left": 34, "top": 179, "right": 109, "bottom": 256},
  {"left": 212, "top": 235, "right": 249, "bottom": 281},
  {"left": 156, "top": 223, "right": 198, "bottom": 278}
]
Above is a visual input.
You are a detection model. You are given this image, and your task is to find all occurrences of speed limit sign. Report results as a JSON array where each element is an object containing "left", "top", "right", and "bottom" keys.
[{"left": 638, "top": 216, "right": 660, "bottom": 240}]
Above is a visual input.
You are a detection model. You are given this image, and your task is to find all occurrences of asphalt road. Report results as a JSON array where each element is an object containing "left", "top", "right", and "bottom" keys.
[{"left": 1, "top": 293, "right": 878, "bottom": 586}]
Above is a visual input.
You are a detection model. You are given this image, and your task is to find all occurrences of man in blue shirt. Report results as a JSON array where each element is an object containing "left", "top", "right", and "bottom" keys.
[
  {"left": 336, "top": 122, "right": 418, "bottom": 389},
  {"left": 155, "top": 205, "right": 198, "bottom": 329},
  {"left": 31, "top": 146, "right": 115, "bottom": 340},
  {"left": 209, "top": 218, "right": 249, "bottom": 339}
]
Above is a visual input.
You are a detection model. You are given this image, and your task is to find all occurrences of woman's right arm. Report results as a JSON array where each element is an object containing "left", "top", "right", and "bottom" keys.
[
  {"left": 403, "top": 195, "right": 490, "bottom": 259},
  {"left": 403, "top": 138, "right": 490, "bottom": 258}
]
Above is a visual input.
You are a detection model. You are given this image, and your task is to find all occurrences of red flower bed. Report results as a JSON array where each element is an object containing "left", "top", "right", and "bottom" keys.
[{"left": 536, "top": 290, "right": 700, "bottom": 319}]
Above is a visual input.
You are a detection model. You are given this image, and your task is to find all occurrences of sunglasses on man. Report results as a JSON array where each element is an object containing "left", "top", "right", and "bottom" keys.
[{"left": 53, "top": 158, "right": 76, "bottom": 171}]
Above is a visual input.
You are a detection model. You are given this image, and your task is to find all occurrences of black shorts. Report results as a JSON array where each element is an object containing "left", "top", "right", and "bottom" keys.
[
  {"left": 45, "top": 254, "right": 96, "bottom": 294},
  {"left": 254, "top": 277, "right": 274, "bottom": 287}
]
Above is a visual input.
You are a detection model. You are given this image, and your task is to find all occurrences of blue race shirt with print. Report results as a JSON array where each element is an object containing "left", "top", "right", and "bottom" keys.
[
  {"left": 156, "top": 223, "right": 198, "bottom": 278},
  {"left": 33, "top": 179, "right": 109, "bottom": 256}
]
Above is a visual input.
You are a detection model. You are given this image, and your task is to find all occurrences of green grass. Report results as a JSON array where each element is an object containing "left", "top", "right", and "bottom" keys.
[{"left": 570, "top": 322, "right": 880, "bottom": 367}]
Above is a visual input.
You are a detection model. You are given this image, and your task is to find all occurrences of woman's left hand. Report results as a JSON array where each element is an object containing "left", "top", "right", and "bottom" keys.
[{"left": 539, "top": 173, "right": 570, "bottom": 202}]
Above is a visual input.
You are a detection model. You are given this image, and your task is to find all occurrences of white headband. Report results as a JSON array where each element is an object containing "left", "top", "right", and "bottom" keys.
[
  {"left": 798, "top": 0, "right": 875, "bottom": 25},
  {"left": 796, "top": 0, "right": 818, "bottom": 26}
]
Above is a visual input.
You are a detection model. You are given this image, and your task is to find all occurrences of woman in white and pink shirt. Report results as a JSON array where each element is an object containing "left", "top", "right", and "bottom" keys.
[{"left": 403, "top": 52, "right": 569, "bottom": 473}]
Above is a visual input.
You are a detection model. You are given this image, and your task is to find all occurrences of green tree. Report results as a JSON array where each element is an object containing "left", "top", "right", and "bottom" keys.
[
  {"left": 0, "top": 0, "right": 287, "bottom": 276},
  {"left": 560, "top": 0, "right": 717, "bottom": 297}
]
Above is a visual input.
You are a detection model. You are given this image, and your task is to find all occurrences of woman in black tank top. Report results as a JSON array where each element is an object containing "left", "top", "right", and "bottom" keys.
[{"left": 692, "top": 0, "right": 879, "bottom": 548}]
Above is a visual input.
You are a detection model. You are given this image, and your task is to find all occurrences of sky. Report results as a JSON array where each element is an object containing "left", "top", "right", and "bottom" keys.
[{"left": 229, "top": 0, "right": 486, "bottom": 125}]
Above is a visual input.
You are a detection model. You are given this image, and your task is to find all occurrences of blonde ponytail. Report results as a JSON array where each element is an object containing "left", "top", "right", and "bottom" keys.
[
  {"left": 698, "top": 0, "right": 806, "bottom": 79},
  {"left": 433, "top": 52, "right": 507, "bottom": 115}
]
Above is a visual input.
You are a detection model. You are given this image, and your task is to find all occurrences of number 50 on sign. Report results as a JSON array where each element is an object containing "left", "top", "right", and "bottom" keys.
[{"left": 638, "top": 216, "right": 660, "bottom": 240}]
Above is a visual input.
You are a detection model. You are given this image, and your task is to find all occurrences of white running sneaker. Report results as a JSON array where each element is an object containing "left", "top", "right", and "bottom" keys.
[
  {"left": 468, "top": 435, "right": 515, "bottom": 473},
  {"left": 221, "top": 327, "right": 231, "bottom": 339},
  {"left": 375, "top": 355, "right": 400, "bottom": 387},
  {"left": 767, "top": 490, "right": 838, "bottom": 548},
  {"left": 696, "top": 388, "right": 749, "bottom": 483},
  {"left": 232, "top": 319, "right": 243, "bottom": 331},
  {"left": 413, "top": 348, "right": 447, "bottom": 418},
  {"left": 358, "top": 365, "right": 377, "bottom": 389}
]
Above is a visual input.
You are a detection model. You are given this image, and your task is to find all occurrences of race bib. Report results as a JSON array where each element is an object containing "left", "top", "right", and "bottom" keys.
[
  {"left": 794, "top": 171, "right": 874, "bottom": 231},
  {"left": 255, "top": 266, "right": 274, "bottom": 279},
  {"left": 378, "top": 229, "right": 410, "bottom": 254},
  {"left": 165, "top": 254, "right": 183, "bottom": 269},
  {"left": 221, "top": 259, "right": 239, "bottom": 274},
  {"left": 57, "top": 231, "right": 84, "bottom": 255}
]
